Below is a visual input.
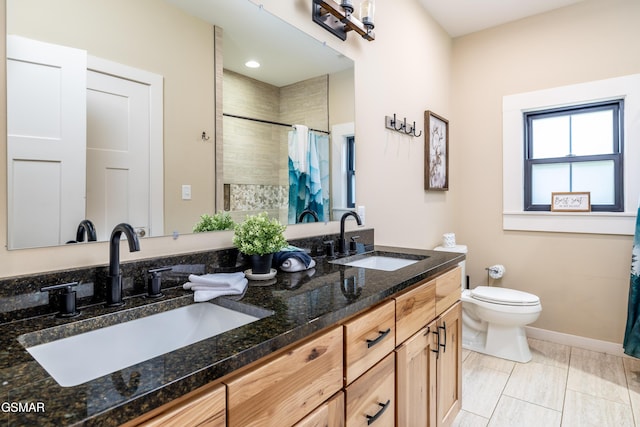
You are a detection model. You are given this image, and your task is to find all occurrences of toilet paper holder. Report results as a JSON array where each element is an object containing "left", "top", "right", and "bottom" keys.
[{"left": 485, "top": 264, "right": 505, "bottom": 284}]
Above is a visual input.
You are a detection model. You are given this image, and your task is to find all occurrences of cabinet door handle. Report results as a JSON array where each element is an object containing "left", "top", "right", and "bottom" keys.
[
  {"left": 431, "top": 329, "right": 440, "bottom": 358},
  {"left": 366, "top": 399, "right": 391, "bottom": 425},
  {"left": 366, "top": 328, "right": 391, "bottom": 348},
  {"left": 439, "top": 321, "right": 447, "bottom": 353}
]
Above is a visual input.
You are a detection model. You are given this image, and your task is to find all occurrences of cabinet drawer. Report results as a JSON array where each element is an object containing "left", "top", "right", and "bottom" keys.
[
  {"left": 295, "top": 391, "right": 344, "bottom": 427},
  {"left": 345, "top": 353, "right": 395, "bottom": 427},
  {"left": 140, "top": 384, "right": 225, "bottom": 427},
  {"left": 395, "top": 278, "right": 436, "bottom": 344},
  {"left": 225, "top": 326, "right": 343, "bottom": 427},
  {"left": 344, "top": 300, "right": 395, "bottom": 384},
  {"left": 435, "top": 267, "right": 461, "bottom": 316}
]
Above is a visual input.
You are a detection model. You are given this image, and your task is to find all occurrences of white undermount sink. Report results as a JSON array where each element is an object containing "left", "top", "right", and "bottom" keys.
[
  {"left": 330, "top": 251, "right": 428, "bottom": 271},
  {"left": 21, "top": 300, "right": 271, "bottom": 387}
]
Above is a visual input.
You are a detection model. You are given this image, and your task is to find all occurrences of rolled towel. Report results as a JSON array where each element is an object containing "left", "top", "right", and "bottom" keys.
[
  {"left": 280, "top": 258, "right": 316, "bottom": 273},
  {"left": 192, "top": 278, "right": 248, "bottom": 302},
  {"left": 183, "top": 272, "right": 245, "bottom": 290},
  {"left": 273, "top": 250, "right": 313, "bottom": 270}
]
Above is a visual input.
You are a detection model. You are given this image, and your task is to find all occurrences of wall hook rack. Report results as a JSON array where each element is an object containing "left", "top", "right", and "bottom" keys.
[{"left": 385, "top": 114, "right": 422, "bottom": 137}]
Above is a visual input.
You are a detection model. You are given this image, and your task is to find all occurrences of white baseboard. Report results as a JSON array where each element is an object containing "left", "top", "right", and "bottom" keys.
[{"left": 525, "top": 326, "right": 629, "bottom": 358}]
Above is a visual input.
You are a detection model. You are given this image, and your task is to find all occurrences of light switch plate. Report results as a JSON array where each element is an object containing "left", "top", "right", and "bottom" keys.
[{"left": 181, "top": 184, "right": 192, "bottom": 200}]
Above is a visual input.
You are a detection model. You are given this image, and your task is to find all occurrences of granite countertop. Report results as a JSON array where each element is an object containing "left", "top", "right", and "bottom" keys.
[{"left": 0, "top": 246, "right": 464, "bottom": 426}]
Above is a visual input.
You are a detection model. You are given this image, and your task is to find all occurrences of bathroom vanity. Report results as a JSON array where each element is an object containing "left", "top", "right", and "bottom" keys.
[
  {"left": 0, "top": 245, "right": 464, "bottom": 426},
  {"left": 129, "top": 252, "right": 463, "bottom": 427}
]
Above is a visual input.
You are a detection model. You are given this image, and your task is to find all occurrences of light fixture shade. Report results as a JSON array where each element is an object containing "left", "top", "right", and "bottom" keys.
[
  {"left": 359, "top": 0, "right": 375, "bottom": 28},
  {"left": 340, "top": 0, "right": 354, "bottom": 13}
]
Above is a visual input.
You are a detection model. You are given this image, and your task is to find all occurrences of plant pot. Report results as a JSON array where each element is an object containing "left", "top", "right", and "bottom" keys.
[{"left": 249, "top": 253, "right": 274, "bottom": 274}]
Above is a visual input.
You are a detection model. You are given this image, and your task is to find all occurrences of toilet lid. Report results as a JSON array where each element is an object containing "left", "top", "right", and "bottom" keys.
[{"left": 470, "top": 286, "right": 540, "bottom": 306}]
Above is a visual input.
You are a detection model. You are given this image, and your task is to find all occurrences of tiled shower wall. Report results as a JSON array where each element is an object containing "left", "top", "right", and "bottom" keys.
[{"left": 222, "top": 70, "right": 329, "bottom": 224}]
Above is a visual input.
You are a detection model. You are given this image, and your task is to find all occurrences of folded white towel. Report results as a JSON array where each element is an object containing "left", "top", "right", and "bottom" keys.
[
  {"left": 183, "top": 272, "right": 245, "bottom": 290},
  {"left": 280, "top": 258, "right": 316, "bottom": 273},
  {"left": 192, "top": 278, "right": 248, "bottom": 302}
]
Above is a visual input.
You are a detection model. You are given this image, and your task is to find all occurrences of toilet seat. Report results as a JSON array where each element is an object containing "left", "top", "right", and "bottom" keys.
[{"left": 470, "top": 286, "right": 540, "bottom": 306}]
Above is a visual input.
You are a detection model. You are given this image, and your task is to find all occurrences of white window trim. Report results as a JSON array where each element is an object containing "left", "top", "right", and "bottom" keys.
[
  {"left": 503, "top": 74, "right": 640, "bottom": 235},
  {"left": 330, "top": 122, "right": 355, "bottom": 214}
]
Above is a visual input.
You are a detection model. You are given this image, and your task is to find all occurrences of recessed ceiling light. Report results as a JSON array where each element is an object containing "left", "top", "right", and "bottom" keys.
[{"left": 245, "top": 60, "right": 260, "bottom": 68}]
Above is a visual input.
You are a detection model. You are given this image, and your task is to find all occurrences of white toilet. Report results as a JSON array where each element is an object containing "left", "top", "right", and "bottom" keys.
[{"left": 434, "top": 245, "right": 542, "bottom": 363}]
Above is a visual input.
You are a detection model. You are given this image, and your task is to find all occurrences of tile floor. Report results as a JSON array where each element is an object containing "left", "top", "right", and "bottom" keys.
[{"left": 453, "top": 339, "right": 640, "bottom": 427}]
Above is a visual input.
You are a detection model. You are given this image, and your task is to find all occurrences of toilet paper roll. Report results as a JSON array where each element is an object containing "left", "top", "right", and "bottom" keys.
[
  {"left": 488, "top": 264, "right": 505, "bottom": 279},
  {"left": 443, "top": 233, "right": 456, "bottom": 248}
]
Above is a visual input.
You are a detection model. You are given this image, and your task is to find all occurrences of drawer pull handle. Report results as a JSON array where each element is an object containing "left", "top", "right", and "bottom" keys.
[
  {"left": 366, "top": 328, "right": 391, "bottom": 348},
  {"left": 366, "top": 399, "right": 391, "bottom": 425}
]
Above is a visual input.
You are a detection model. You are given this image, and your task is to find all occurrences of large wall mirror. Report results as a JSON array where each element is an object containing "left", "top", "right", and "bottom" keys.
[{"left": 5, "top": 0, "right": 355, "bottom": 250}]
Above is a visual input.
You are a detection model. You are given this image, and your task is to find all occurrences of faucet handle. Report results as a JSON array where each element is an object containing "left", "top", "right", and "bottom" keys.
[
  {"left": 323, "top": 240, "right": 335, "bottom": 258},
  {"left": 41, "top": 282, "right": 81, "bottom": 318},
  {"left": 349, "top": 235, "right": 360, "bottom": 253},
  {"left": 147, "top": 267, "right": 172, "bottom": 298}
]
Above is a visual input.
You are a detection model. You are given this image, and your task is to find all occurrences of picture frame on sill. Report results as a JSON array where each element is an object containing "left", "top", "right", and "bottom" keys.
[
  {"left": 551, "top": 192, "right": 591, "bottom": 212},
  {"left": 424, "top": 110, "right": 449, "bottom": 191}
]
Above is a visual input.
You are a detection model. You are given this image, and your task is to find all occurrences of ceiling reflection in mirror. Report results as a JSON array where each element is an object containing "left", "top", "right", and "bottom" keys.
[{"left": 5, "top": 0, "right": 355, "bottom": 250}]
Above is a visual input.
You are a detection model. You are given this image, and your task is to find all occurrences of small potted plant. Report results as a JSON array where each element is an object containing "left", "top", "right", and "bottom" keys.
[
  {"left": 192, "top": 212, "right": 235, "bottom": 232},
  {"left": 233, "top": 212, "right": 287, "bottom": 274}
]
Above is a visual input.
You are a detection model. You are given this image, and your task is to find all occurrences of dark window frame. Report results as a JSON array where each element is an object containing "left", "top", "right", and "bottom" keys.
[
  {"left": 523, "top": 100, "right": 624, "bottom": 212},
  {"left": 346, "top": 136, "right": 355, "bottom": 208}
]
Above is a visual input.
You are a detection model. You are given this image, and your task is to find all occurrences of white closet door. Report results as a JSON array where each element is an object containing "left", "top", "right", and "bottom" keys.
[
  {"left": 86, "top": 70, "right": 151, "bottom": 241},
  {"left": 7, "top": 35, "right": 87, "bottom": 249}
]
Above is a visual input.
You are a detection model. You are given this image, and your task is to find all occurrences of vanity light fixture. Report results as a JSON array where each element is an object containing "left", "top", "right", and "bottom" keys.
[{"left": 312, "top": 0, "right": 375, "bottom": 41}]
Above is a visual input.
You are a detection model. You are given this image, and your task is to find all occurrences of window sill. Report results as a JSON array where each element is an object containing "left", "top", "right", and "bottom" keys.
[{"left": 503, "top": 211, "right": 635, "bottom": 235}]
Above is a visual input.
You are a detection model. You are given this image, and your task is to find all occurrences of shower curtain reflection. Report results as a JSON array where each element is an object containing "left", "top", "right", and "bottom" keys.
[{"left": 288, "top": 126, "right": 330, "bottom": 224}]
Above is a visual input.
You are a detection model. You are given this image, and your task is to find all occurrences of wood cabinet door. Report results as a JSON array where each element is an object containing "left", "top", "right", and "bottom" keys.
[
  {"left": 346, "top": 353, "right": 395, "bottom": 427},
  {"left": 396, "top": 320, "right": 438, "bottom": 427},
  {"left": 225, "top": 326, "right": 343, "bottom": 427},
  {"left": 435, "top": 267, "right": 461, "bottom": 316},
  {"left": 344, "top": 300, "right": 395, "bottom": 384},
  {"left": 295, "top": 391, "right": 344, "bottom": 427},
  {"left": 140, "top": 384, "right": 225, "bottom": 427},
  {"left": 436, "top": 302, "right": 462, "bottom": 427},
  {"left": 395, "top": 278, "right": 436, "bottom": 344}
]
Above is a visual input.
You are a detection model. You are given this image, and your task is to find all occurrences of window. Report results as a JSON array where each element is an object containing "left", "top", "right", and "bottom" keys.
[
  {"left": 502, "top": 73, "right": 640, "bottom": 235},
  {"left": 524, "top": 100, "right": 623, "bottom": 212},
  {"left": 346, "top": 136, "right": 356, "bottom": 208}
]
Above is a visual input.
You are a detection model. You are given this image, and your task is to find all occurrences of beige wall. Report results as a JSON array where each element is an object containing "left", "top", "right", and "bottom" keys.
[
  {"left": 329, "top": 68, "right": 355, "bottom": 126},
  {"left": 451, "top": 0, "right": 640, "bottom": 343}
]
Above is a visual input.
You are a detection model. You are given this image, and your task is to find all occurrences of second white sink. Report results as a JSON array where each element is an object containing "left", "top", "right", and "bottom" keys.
[
  {"left": 330, "top": 251, "right": 428, "bottom": 271},
  {"left": 342, "top": 256, "right": 419, "bottom": 271},
  {"left": 23, "top": 301, "right": 270, "bottom": 387}
]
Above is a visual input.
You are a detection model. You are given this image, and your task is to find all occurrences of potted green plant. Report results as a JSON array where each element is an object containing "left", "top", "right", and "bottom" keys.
[
  {"left": 192, "top": 212, "right": 235, "bottom": 232},
  {"left": 233, "top": 212, "right": 287, "bottom": 274}
]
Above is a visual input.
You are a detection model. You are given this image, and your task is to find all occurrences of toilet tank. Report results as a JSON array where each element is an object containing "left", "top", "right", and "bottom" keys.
[{"left": 434, "top": 245, "right": 467, "bottom": 290}]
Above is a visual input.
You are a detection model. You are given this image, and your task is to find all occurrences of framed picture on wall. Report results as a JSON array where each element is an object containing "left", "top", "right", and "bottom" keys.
[{"left": 425, "top": 110, "right": 449, "bottom": 191}]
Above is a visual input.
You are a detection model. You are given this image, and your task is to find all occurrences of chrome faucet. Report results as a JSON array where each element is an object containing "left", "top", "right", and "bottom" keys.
[
  {"left": 106, "top": 223, "right": 140, "bottom": 307},
  {"left": 338, "top": 211, "right": 362, "bottom": 255},
  {"left": 76, "top": 219, "right": 97, "bottom": 242},
  {"left": 297, "top": 209, "right": 319, "bottom": 223}
]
